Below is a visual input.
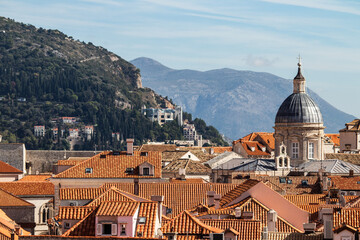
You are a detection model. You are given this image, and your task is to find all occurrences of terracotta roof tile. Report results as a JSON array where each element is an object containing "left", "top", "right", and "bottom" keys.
[
  {"left": 325, "top": 153, "right": 360, "bottom": 165},
  {"left": 0, "top": 160, "right": 22, "bottom": 173},
  {"left": 135, "top": 202, "right": 158, "bottom": 238},
  {"left": 162, "top": 210, "right": 223, "bottom": 235},
  {"left": 163, "top": 159, "right": 211, "bottom": 175},
  {"left": 233, "top": 132, "right": 275, "bottom": 150},
  {"left": 59, "top": 206, "right": 96, "bottom": 220},
  {"left": 57, "top": 158, "right": 88, "bottom": 166},
  {"left": 53, "top": 151, "right": 162, "bottom": 179},
  {"left": 220, "top": 179, "right": 260, "bottom": 207},
  {"left": 201, "top": 219, "right": 262, "bottom": 240},
  {"left": 325, "top": 134, "right": 340, "bottom": 147},
  {"left": 87, "top": 187, "right": 139, "bottom": 207},
  {"left": 267, "top": 232, "right": 323, "bottom": 240},
  {"left": 60, "top": 187, "right": 106, "bottom": 200},
  {"left": 62, "top": 209, "right": 97, "bottom": 236},
  {"left": 333, "top": 208, "right": 360, "bottom": 228},
  {"left": 240, "top": 141, "right": 271, "bottom": 157},
  {"left": 96, "top": 201, "right": 140, "bottom": 216},
  {"left": 211, "top": 147, "right": 233, "bottom": 154},
  {"left": 102, "top": 183, "right": 239, "bottom": 217},
  {"left": 18, "top": 174, "right": 51, "bottom": 182},
  {"left": 169, "top": 178, "right": 206, "bottom": 183},
  {"left": 0, "top": 182, "right": 54, "bottom": 196},
  {"left": 139, "top": 144, "right": 178, "bottom": 152},
  {"left": 328, "top": 176, "right": 360, "bottom": 190},
  {"left": 0, "top": 188, "right": 34, "bottom": 207}
]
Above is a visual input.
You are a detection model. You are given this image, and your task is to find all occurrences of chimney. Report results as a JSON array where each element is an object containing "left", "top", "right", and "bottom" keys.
[
  {"left": 303, "top": 223, "right": 316, "bottom": 234},
  {"left": 321, "top": 208, "right": 333, "bottom": 240},
  {"left": 235, "top": 207, "right": 241, "bottom": 219},
  {"left": 134, "top": 178, "right": 139, "bottom": 195},
  {"left": 207, "top": 191, "right": 215, "bottom": 207},
  {"left": 322, "top": 176, "right": 329, "bottom": 192},
  {"left": 178, "top": 168, "right": 186, "bottom": 180},
  {"left": 339, "top": 194, "right": 346, "bottom": 207},
  {"left": 318, "top": 168, "right": 324, "bottom": 181},
  {"left": 151, "top": 195, "right": 164, "bottom": 227},
  {"left": 261, "top": 227, "right": 269, "bottom": 240},
  {"left": 127, "top": 139, "right": 134, "bottom": 155},
  {"left": 349, "top": 169, "right": 354, "bottom": 177},
  {"left": 214, "top": 194, "right": 221, "bottom": 209},
  {"left": 10, "top": 229, "right": 14, "bottom": 240},
  {"left": 267, "top": 209, "right": 277, "bottom": 232}
]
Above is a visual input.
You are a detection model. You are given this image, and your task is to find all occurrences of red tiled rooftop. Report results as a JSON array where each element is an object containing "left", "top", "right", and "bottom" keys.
[
  {"left": 18, "top": 174, "right": 51, "bottom": 182},
  {"left": 0, "top": 160, "right": 22, "bottom": 174},
  {"left": 0, "top": 182, "right": 54, "bottom": 196},
  {"left": 96, "top": 201, "right": 139, "bottom": 216},
  {"left": 0, "top": 188, "right": 34, "bottom": 207}
]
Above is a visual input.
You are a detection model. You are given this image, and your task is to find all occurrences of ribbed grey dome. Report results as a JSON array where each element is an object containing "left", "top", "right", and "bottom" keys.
[{"left": 275, "top": 93, "right": 323, "bottom": 124}]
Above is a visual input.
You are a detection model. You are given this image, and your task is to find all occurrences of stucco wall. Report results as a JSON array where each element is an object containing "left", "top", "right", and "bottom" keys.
[{"left": 26, "top": 150, "right": 101, "bottom": 173}]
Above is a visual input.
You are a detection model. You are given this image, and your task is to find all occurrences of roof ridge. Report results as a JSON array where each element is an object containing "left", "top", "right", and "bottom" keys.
[{"left": 0, "top": 160, "right": 23, "bottom": 173}]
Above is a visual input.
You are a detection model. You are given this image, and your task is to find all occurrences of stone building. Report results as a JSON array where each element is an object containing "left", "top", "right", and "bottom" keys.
[{"left": 274, "top": 60, "right": 325, "bottom": 167}]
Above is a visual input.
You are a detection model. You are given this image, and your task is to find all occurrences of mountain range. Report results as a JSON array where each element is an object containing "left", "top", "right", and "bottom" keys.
[{"left": 131, "top": 57, "right": 355, "bottom": 140}]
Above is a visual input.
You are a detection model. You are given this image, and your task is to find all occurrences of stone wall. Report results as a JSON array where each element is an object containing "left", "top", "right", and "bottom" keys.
[
  {"left": 26, "top": 150, "right": 101, "bottom": 173},
  {"left": 0, "top": 143, "right": 25, "bottom": 172}
]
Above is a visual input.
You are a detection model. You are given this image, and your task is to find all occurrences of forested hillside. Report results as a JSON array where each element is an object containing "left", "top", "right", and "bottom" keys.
[{"left": 0, "top": 17, "right": 226, "bottom": 149}]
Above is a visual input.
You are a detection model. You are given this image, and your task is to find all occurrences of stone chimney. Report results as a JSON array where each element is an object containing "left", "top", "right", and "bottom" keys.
[
  {"left": 321, "top": 208, "right": 333, "bottom": 240},
  {"left": 322, "top": 176, "right": 329, "bottom": 192},
  {"left": 127, "top": 139, "right": 134, "bottom": 155},
  {"left": 267, "top": 209, "right": 277, "bottom": 232},
  {"left": 339, "top": 194, "right": 346, "bottom": 207},
  {"left": 151, "top": 195, "right": 164, "bottom": 227},
  {"left": 234, "top": 207, "right": 241, "bottom": 219},
  {"left": 207, "top": 191, "right": 215, "bottom": 207},
  {"left": 134, "top": 178, "right": 139, "bottom": 195},
  {"left": 303, "top": 223, "right": 316, "bottom": 234},
  {"left": 214, "top": 194, "right": 221, "bottom": 209},
  {"left": 349, "top": 169, "right": 354, "bottom": 177}
]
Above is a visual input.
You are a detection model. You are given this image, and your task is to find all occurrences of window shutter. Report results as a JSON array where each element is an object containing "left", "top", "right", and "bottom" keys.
[
  {"left": 97, "top": 224, "right": 102, "bottom": 235},
  {"left": 112, "top": 224, "right": 117, "bottom": 236}
]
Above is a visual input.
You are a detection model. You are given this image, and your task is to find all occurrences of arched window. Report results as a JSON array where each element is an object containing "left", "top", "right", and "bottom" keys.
[
  {"left": 39, "top": 203, "right": 49, "bottom": 224},
  {"left": 284, "top": 158, "right": 288, "bottom": 167},
  {"left": 279, "top": 158, "right": 283, "bottom": 167}
]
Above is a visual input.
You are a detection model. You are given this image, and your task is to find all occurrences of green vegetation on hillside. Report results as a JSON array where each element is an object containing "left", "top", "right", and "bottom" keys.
[{"left": 0, "top": 17, "right": 226, "bottom": 149}]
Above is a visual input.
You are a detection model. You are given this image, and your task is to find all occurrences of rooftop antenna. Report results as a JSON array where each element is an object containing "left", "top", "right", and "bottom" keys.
[{"left": 297, "top": 54, "right": 302, "bottom": 67}]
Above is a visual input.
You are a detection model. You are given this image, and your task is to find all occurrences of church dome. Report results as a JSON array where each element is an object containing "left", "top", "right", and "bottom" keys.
[
  {"left": 275, "top": 93, "right": 323, "bottom": 124},
  {"left": 275, "top": 60, "right": 323, "bottom": 124}
]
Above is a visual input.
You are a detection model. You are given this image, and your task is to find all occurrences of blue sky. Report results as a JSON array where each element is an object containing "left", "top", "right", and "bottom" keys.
[{"left": 1, "top": 0, "right": 360, "bottom": 118}]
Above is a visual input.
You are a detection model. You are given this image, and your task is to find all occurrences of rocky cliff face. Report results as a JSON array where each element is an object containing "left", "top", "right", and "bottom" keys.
[{"left": 131, "top": 57, "right": 355, "bottom": 140}]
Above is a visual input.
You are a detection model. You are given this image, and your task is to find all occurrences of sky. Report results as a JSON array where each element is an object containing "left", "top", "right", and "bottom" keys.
[{"left": 1, "top": 0, "right": 360, "bottom": 118}]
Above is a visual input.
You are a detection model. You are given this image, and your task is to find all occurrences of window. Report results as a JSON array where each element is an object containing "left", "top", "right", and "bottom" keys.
[
  {"left": 126, "top": 168, "right": 134, "bottom": 174},
  {"left": 292, "top": 142, "right": 299, "bottom": 158},
  {"left": 120, "top": 225, "right": 126, "bottom": 236},
  {"left": 64, "top": 222, "right": 70, "bottom": 229},
  {"left": 102, "top": 224, "right": 112, "bottom": 235},
  {"left": 279, "top": 177, "right": 286, "bottom": 184},
  {"left": 284, "top": 158, "right": 288, "bottom": 167},
  {"left": 85, "top": 168, "right": 93, "bottom": 174},
  {"left": 308, "top": 142, "right": 314, "bottom": 159},
  {"left": 143, "top": 167, "right": 150, "bottom": 176},
  {"left": 301, "top": 180, "right": 308, "bottom": 186},
  {"left": 279, "top": 158, "right": 283, "bottom": 167},
  {"left": 287, "top": 179, "right": 292, "bottom": 184}
]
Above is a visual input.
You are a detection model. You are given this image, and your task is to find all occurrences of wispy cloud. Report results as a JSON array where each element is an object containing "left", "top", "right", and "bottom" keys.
[{"left": 261, "top": 0, "right": 360, "bottom": 16}]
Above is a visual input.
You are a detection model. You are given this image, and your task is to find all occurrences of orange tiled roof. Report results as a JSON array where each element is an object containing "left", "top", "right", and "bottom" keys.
[
  {"left": 329, "top": 176, "right": 360, "bottom": 190},
  {"left": 267, "top": 232, "right": 323, "bottom": 240},
  {"left": 333, "top": 208, "right": 360, "bottom": 228},
  {"left": 139, "top": 144, "right": 178, "bottom": 152},
  {"left": 96, "top": 201, "right": 140, "bottom": 216},
  {"left": 59, "top": 206, "right": 96, "bottom": 220},
  {"left": 211, "top": 147, "right": 233, "bottom": 154},
  {"left": 0, "top": 160, "right": 22, "bottom": 174},
  {"left": 60, "top": 187, "right": 106, "bottom": 200},
  {"left": 135, "top": 202, "right": 158, "bottom": 238},
  {"left": 0, "top": 209, "right": 31, "bottom": 240},
  {"left": 18, "top": 174, "right": 51, "bottom": 182},
  {"left": 163, "top": 159, "right": 211, "bottom": 175},
  {"left": 0, "top": 188, "right": 34, "bottom": 207},
  {"left": 87, "top": 187, "right": 140, "bottom": 207},
  {"left": 220, "top": 179, "right": 260, "bottom": 207},
  {"left": 169, "top": 178, "right": 206, "bottom": 183},
  {"left": 233, "top": 132, "right": 275, "bottom": 150},
  {"left": 0, "top": 182, "right": 54, "bottom": 196},
  {"left": 162, "top": 210, "right": 223, "bottom": 235},
  {"left": 53, "top": 151, "right": 162, "bottom": 179},
  {"left": 62, "top": 209, "right": 96, "bottom": 237},
  {"left": 201, "top": 219, "right": 261, "bottom": 240},
  {"left": 240, "top": 141, "right": 271, "bottom": 157},
  {"left": 57, "top": 158, "right": 88, "bottom": 166},
  {"left": 325, "top": 134, "right": 340, "bottom": 147},
  {"left": 102, "top": 183, "right": 239, "bottom": 217},
  {"left": 284, "top": 194, "right": 327, "bottom": 206}
]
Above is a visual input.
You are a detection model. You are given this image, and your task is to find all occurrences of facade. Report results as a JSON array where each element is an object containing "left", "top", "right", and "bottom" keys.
[
  {"left": 34, "top": 126, "right": 45, "bottom": 137},
  {"left": 274, "top": 61, "right": 325, "bottom": 167},
  {"left": 68, "top": 129, "right": 79, "bottom": 139},
  {"left": 183, "top": 123, "right": 197, "bottom": 140},
  {"left": 339, "top": 119, "right": 360, "bottom": 153},
  {"left": 84, "top": 125, "right": 94, "bottom": 140},
  {"left": 141, "top": 106, "right": 183, "bottom": 126}
]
